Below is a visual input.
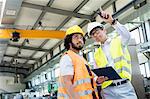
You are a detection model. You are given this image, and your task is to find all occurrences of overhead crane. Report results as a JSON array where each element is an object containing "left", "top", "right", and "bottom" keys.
[{"left": 0, "top": 29, "right": 66, "bottom": 39}]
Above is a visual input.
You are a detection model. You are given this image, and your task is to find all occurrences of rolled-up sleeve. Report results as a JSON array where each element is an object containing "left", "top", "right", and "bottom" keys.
[
  {"left": 113, "top": 21, "right": 131, "bottom": 46},
  {"left": 59, "top": 55, "right": 74, "bottom": 76}
]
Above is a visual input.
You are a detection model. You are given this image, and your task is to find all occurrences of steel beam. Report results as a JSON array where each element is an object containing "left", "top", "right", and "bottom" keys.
[
  {"left": 23, "top": 1, "right": 55, "bottom": 65},
  {"left": 32, "top": 0, "right": 55, "bottom": 29},
  {"left": 0, "top": 65, "right": 29, "bottom": 76},
  {"left": 79, "top": 20, "right": 90, "bottom": 27},
  {"left": 40, "top": 0, "right": 90, "bottom": 61},
  {"left": 56, "top": 0, "right": 90, "bottom": 30},
  {"left": 8, "top": 44, "right": 50, "bottom": 52},
  {"left": 24, "top": 39, "right": 49, "bottom": 64},
  {"left": 21, "top": 1, "right": 55, "bottom": 65},
  {"left": 0, "top": 61, "right": 33, "bottom": 67},
  {"left": 4, "top": 54, "right": 38, "bottom": 60},
  {"left": 31, "top": 0, "right": 90, "bottom": 67},
  {"left": 0, "top": 65, "right": 29, "bottom": 70},
  {"left": 101, "top": 0, "right": 117, "bottom": 10},
  {"left": 22, "top": 2, "right": 91, "bottom": 20},
  {"left": 112, "top": 0, "right": 144, "bottom": 18}
]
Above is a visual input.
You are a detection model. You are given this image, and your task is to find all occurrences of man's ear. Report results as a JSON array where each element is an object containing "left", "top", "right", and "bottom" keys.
[
  {"left": 69, "top": 43, "right": 72, "bottom": 49},
  {"left": 69, "top": 43, "right": 72, "bottom": 47}
]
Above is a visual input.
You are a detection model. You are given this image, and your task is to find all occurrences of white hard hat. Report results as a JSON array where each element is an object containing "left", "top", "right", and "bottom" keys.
[{"left": 87, "top": 22, "right": 103, "bottom": 36}]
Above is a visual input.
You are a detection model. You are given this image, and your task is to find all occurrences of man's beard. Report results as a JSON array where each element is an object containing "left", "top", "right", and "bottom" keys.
[{"left": 71, "top": 42, "right": 83, "bottom": 50}]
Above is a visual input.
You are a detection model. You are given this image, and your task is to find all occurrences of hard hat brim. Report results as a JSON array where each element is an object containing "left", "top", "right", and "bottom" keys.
[{"left": 89, "top": 26, "right": 104, "bottom": 36}]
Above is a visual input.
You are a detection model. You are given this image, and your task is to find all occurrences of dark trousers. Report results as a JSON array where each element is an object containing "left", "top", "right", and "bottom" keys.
[{"left": 97, "top": 86, "right": 102, "bottom": 99}]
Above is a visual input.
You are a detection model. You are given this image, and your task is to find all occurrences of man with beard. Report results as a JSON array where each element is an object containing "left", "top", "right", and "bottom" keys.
[{"left": 57, "top": 25, "right": 99, "bottom": 99}]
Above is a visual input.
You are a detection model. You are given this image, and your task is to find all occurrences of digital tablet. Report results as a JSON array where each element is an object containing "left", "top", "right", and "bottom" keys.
[{"left": 92, "top": 67, "right": 121, "bottom": 80}]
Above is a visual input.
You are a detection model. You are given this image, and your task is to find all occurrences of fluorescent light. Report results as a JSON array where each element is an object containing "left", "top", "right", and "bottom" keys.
[{"left": 5, "top": 9, "right": 16, "bottom": 15}]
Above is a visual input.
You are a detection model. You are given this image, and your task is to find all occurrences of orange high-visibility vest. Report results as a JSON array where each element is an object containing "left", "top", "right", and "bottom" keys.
[{"left": 58, "top": 50, "right": 98, "bottom": 99}]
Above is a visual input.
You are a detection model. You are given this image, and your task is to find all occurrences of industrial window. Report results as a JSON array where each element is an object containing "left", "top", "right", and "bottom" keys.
[
  {"left": 42, "top": 57, "right": 47, "bottom": 64},
  {"left": 87, "top": 51, "right": 94, "bottom": 63},
  {"left": 41, "top": 74, "right": 45, "bottom": 83},
  {"left": 40, "top": 74, "right": 43, "bottom": 83},
  {"left": 145, "top": 62, "right": 150, "bottom": 77},
  {"left": 28, "top": 81, "right": 32, "bottom": 88},
  {"left": 61, "top": 42, "right": 65, "bottom": 50},
  {"left": 140, "top": 62, "right": 150, "bottom": 78},
  {"left": 51, "top": 69, "right": 55, "bottom": 80},
  {"left": 55, "top": 67, "right": 60, "bottom": 78},
  {"left": 46, "top": 69, "right": 51, "bottom": 80},
  {"left": 130, "top": 28, "right": 141, "bottom": 44},
  {"left": 34, "top": 64, "right": 38, "bottom": 69},
  {"left": 45, "top": 74, "right": 47, "bottom": 80},
  {"left": 87, "top": 51, "right": 95, "bottom": 69},
  {"left": 31, "top": 78, "right": 35, "bottom": 86},
  {"left": 43, "top": 73, "right": 47, "bottom": 82},
  {"left": 43, "top": 84, "right": 48, "bottom": 94},
  {"left": 128, "top": 24, "right": 145, "bottom": 44},
  {"left": 53, "top": 47, "right": 60, "bottom": 56},
  {"left": 145, "top": 20, "right": 150, "bottom": 41},
  {"left": 47, "top": 53, "right": 51, "bottom": 60},
  {"left": 138, "top": 26, "right": 145, "bottom": 43},
  {"left": 35, "top": 76, "right": 40, "bottom": 85}
]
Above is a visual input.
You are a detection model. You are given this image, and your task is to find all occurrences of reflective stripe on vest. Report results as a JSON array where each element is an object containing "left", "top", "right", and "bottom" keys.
[
  {"left": 57, "top": 93, "right": 69, "bottom": 99},
  {"left": 58, "top": 79, "right": 98, "bottom": 97},
  {"left": 58, "top": 90, "right": 94, "bottom": 98},
  {"left": 101, "top": 55, "right": 131, "bottom": 75},
  {"left": 78, "top": 90, "right": 92, "bottom": 96},
  {"left": 116, "top": 66, "right": 131, "bottom": 74},
  {"left": 114, "top": 55, "right": 131, "bottom": 64},
  {"left": 58, "top": 78, "right": 91, "bottom": 87},
  {"left": 101, "top": 55, "right": 131, "bottom": 66},
  {"left": 78, "top": 88, "right": 98, "bottom": 96},
  {"left": 74, "top": 78, "right": 91, "bottom": 86},
  {"left": 58, "top": 88, "right": 98, "bottom": 98}
]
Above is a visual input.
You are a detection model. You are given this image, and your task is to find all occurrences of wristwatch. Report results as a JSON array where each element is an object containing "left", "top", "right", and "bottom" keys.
[{"left": 111, "top": 19, "right": 117, "bottom": 25}]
